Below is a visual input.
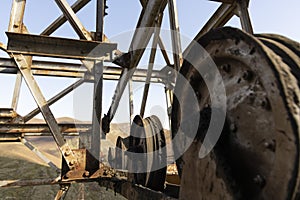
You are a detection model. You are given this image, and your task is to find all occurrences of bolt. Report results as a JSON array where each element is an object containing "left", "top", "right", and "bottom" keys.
[
  {"left": 84, "top": 171, "right": 90, "bottom": 177},
  {"left": 69, "top": 160, "right": 76, "bottom": 166},
  {"left": 253, "top": 174, "right": 266, "bottom": 188},
  {"left": 64, "top": 150, "right": 71, "bottom": 157},
  {"left": 242, "top": 70, "right": 253, "bottom": 81}
]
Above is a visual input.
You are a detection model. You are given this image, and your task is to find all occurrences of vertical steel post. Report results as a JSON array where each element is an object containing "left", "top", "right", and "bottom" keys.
[
  {"left": 8, "top": 0, "right": 26, "bottom": 33},
  {"left": 8, "top": 0, "right": 27, "bottom": 112},
  {"left": 96, "top": 0, "right": 105, "bottom": 41},
  {"left": 11, "top": 72, "right": 22, "bottom": 111},
  {"left": 168, "top": 0, "right": 182, "bottom": 72},
  {"left": 165, "top": 88, "right": 172, "bottom": 129},
  {"left": 91, "top": 62, "right": 103, "bottom": 161},
  {"left": 90, "top": 0, "right": 105, "bottom": 162},
  {"left": 128, "top": 79, "right": 134, "bottom": 124}
]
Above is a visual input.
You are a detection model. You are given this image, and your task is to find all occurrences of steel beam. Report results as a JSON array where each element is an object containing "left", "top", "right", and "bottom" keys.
[
  {"left": 6, "top": 32, "right": 116, "bottom": 60},
  {"left": 0, "top": 123, "right": 90, "bottom": 133},
  {"left": 13, "top": 54, "right": 78, "bottom": 169},
  {"left": 0, "top": 177, "right": 177, "bottom": 200},
  {"left": 95, "top": 0, "right": 105, "bottom": 41},
  {"left": 237, "top": 0, "right": 253, "bottom": 34},
  {"left": 104, "top": 0, "right": 167, "bottom": 128},
  {"left": 183, "top": 3, "right": 236, "bottom": 56},
  {"left": 0, "top": 58, "right": 165, "bottom": 82},
  {"left": 90, "top": 62, "right": 103, "bottom": 160},
  {"left": 24, "top": 79, "right": 84, "bottom": 122},
  {"left": 8, "top": 0, "right": 26, "bottom": 33},
  {"left": 140, "top": 15, "right": 162, "bottom": 117},
  {"left": 168, "top": 0, "right": 183, "bottom": 71},
  {"left": 10, "top": 71, "right": 22, "bottom": 111},
  {"left": 128, "top": 79, "right": 134, "bottom": 124},
  {"left": 21, "top": 138, "right": 59, "bottom": 170},
  {"left": 41, "top": 0, "right": 91, "bottom": 36},
  {"left": 140, "top": 0, "right": 171, "bottom": 67},
  {"left": 54, "top": 0, "right": 92, "bottom": 40}
]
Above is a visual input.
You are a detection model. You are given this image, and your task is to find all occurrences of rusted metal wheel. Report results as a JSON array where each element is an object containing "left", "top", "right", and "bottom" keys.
[
  {"left": 171, "top": 27, "right": 300, "bottom": 199},
  {"left": 127, "top": 115, "right": 167, "bottom": 192}
]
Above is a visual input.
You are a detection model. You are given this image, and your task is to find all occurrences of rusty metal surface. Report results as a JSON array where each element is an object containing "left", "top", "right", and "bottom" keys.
[
  {"left": 0, "top": 58, "right": 166, "bottom": 82},
  {"left": 7, "top": 32, "right": 116, "bottom": 61},
  {"left": 258, "top": 36, "right": 300, "bottom": 87},
  {"left": 172, "top": 27, "right": 300, "bottom": 199},
  {"left": 0, "top": 123, "right": 91, "bottom": 134},
  {"left": 41, "top": 0, "right": 91, "bottom": 36}
]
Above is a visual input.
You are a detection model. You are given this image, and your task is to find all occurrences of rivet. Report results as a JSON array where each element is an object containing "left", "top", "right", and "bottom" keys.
[
  {"left": 84, "top": 171, "right": 90, "bottom": 177},
  {"left": 69, "top": 160, "right": 76, "bottom": 166},
  {"left": 64, "top": 151, "right": 71, "bottom": 157}
]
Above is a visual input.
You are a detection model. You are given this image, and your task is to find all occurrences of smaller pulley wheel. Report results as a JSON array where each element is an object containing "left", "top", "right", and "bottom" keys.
[{"left": 127, "top": 115, "right": 167, "bottom": 191}]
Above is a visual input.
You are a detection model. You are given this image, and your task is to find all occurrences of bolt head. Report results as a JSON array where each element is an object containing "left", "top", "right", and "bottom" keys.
[{"left": 84, "top": 171, "right": 90, "bottom": 177}]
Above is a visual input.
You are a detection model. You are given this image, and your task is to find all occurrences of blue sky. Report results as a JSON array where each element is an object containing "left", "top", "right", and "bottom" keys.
[{"left": 0, "top": 0, "right": 299, "bottom": 127}]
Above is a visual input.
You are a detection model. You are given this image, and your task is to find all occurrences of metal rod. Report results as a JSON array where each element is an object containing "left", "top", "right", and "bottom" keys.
[
  {"left": 237, "top": 0, "right": 253, "bottom": 34},
  {"left": 140, "top": 15, "right": 163, "bottom": 118},
  {"left": 0, "top": 123, "right": 90, "bottom": 133},
  {"left": 54, "top": 0, "right": 92, "bottom": 40},
  {"left": 96, "top": 0, "right": 104, "bottom": 41},
  {"left": 55, "top": 184, "right": 70, "bottom": 200},
  {"left": 183, "top": 3, "right": 236, "bottom": 56},
  {"left": 21, "top": 138, "right": 59, "bottom": 171},
  {"left": 168, "top": 0, "right": 183, "bottom": 71},
  {"left": 165, "top": 88, "right": 172, "bottom": 129},
  {"left": 158, "top": 39, "right": 171, "bottom": 66},
  {"left": 6, "top": 32, "right": 116, "bottom": 60},
  {"left": 91, "top": 62, "right": 103, "bottom": 160},
  {"left": 128, "top": 79, "right": 134, "bottom": 123},
  {"left": 8, "top": 0, "right": 26, "bottom": 33},
  {"left": 41, "top": 0, "right": 91, "bottom": 35},
  {"left": 105, "top": 0, "right": 167, "bottom": 124},
  {"left": 24, "top": 79, "right": 85, "bottom": 122},
  {"left": 0, "top": 58, "right": 166, "bottom": 82},
  {"left": 140, "top": 0, "right": 171, "bottom": 67},
  {"left": 13, "top": 54, "right": 77, "bottom": 168},
  {"left": 11, "top": 71, "right": 22, "bottom": 111}
]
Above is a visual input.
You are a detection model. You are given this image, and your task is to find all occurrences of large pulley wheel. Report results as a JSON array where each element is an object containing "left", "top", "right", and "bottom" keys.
[
  {"left": 171, "top": 27, "right": 300, "bottom": 199},
  {"left": 127, "top": 115, "right": 167, "bottom": 191}
]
